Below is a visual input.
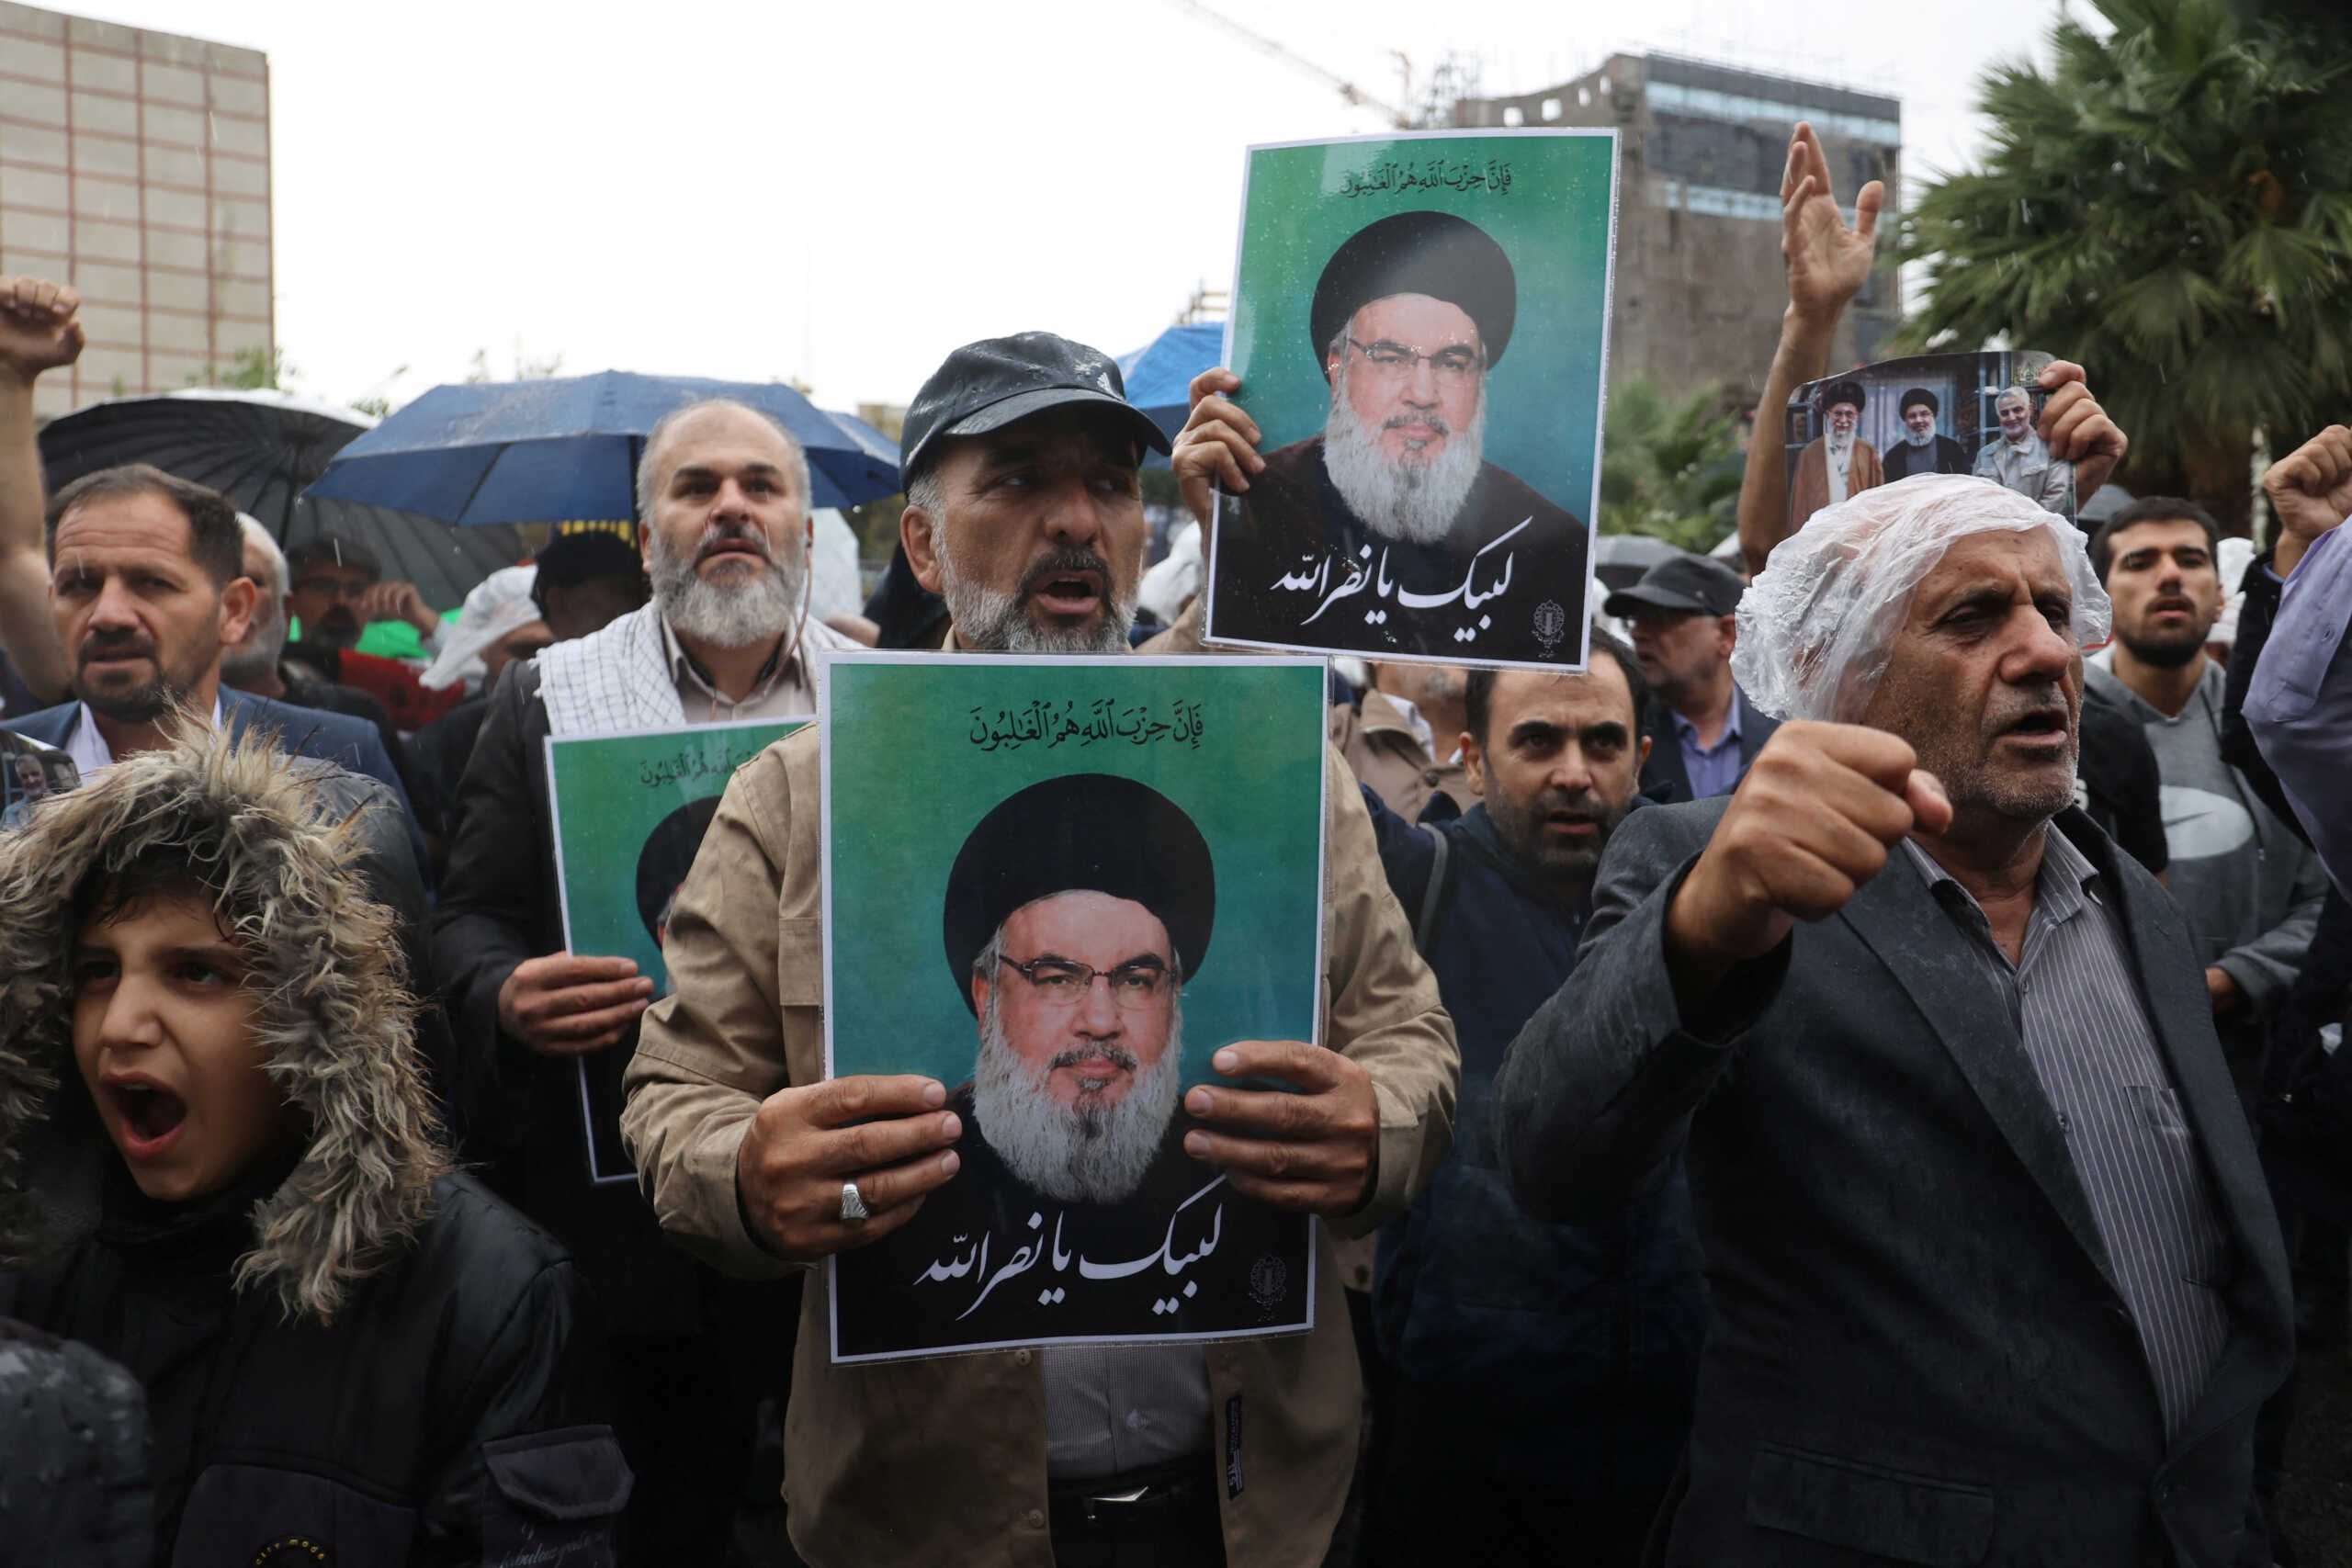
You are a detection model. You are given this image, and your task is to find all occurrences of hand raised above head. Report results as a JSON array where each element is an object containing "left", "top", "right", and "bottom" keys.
[
  {"left": 1170, "top": 367, "right": 1263, "bottom": 528},
  {"left": 734, "top": 1074, "right": 964, "bottom": 1261},
  {"left": 0, "top": 276, "right": 84, "bottom": 381},
  {"left": 1780, "top": 123, "right": 1883, "bottom": 326},
  {"left": 2263, "top": 423, "right": 2352, "bottom": 576}
]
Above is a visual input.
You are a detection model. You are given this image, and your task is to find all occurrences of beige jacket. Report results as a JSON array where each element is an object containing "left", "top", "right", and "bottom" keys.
[{"left": 621, "top": 721, "right": 1456, "bottom": 1568}]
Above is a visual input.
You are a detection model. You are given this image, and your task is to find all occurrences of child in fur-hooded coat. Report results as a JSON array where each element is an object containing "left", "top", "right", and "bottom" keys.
[{"left": 0, "top": 734, "right": 630, "bottom": 1566}]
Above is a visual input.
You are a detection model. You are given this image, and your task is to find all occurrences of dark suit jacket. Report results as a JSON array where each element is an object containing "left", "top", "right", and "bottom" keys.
[
  {"left": 1636, "top": 687, "right": 1781, "bottom": 804},
  {"left": 2, "top": 687, "right": 426, "bottom": 880},
  {"left": 1883, "top": 434, "right": 1970, "bottom": 482},
  {"left": 1495, "top": 798, "right": 2293, "bottom": 1567}
]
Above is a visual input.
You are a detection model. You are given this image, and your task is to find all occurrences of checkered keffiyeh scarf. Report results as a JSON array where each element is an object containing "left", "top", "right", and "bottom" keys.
[{"left": 537, "top": 601, "right": 857, "bottom": 736}]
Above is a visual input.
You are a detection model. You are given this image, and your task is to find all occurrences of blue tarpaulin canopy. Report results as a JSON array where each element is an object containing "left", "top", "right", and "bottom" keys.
[
  {"left": 1117, "top": 322, "right": 1225, "bottom": 450},
  {"left": 306, "top": 370, "right": 903, "bottom": 525}
]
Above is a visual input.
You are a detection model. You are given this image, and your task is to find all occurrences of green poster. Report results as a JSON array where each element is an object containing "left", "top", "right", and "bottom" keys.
[
  {"left": 1206, "top": 129, "right": 1617, "bottom": 671},
  {"left": 822, "top": 653, "right": 1327, "bottom": 1361},
  {"left": 547, "top": 717, "right": 806, "bottom": 1183}
]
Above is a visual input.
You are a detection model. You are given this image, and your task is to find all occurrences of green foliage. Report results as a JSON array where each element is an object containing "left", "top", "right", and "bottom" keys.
[
  {"left": 1596, "top": 377, "right": 1744, "bottom": 552},
  {"left": 349, "top": 394, "right": 394, "bottom": 420},
  {"left": 187, "top": 344, "right": 289, "bottom": 390},
  {"left": 1899, "top": 0, "right": 2352, "bottom": 516}
]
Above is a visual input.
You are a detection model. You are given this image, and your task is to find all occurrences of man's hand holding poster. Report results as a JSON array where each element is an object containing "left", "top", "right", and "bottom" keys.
[
  {"left": 821, "top": 653, "right": 1327, "bottom": 1363},
  {"left": 547, "top": 717, "right": 808, "bottom": 1184},
  {"left": 1205, "top": 130, "right": 1617, "bottom": 670}
]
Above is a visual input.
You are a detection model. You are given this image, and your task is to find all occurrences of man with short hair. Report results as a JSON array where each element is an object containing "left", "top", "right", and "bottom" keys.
[
  {"left": 1330, "top": 660, "right": 1476, "bottom": 822},
  {"left": 1789, "top": 378, "right": 1882, "bottom": 525},
  {"left": 2085, "top": 497, "right": 2325, "bottom": 1051},
  {"left": 1204, "top": 212, "right": 1590, "bottom": 656},
  {"left": 282, "top": 533, "right": 446, "bottom": 653},
  {"left": 1605, "top": 553, "right": 1780, "bottom": 802},
  {"left": 1883, "top": 387, "right": 1970, "bottom": 481},
  {"left": 1356, "top": 631, "right": 1703, "bottom": 1568},
  {"left": 624, "top": 333, "right": 1457, "bottom": 1568},
  {"left": 434, "top": 397, "right": 857, "bottom": 1562},
  {"left": 1498, "top": 473, "right": 2292, "bottom": 1564},
  {"left": 1974, "top": 386, "right": 2075, "bottom": 513}
]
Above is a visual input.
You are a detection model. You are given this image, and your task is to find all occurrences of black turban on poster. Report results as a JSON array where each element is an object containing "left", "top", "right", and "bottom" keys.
[
  {"left": 1819, "top": 378, "right": 1868, "bottom": 413},
  {"left": 943, "top": 773, "right": 1215, "bottom": 1015},
  {"left": 1310, "top": 210, "right": 1517, "bottom": 371},
  {"left": 637, "top": 795, "right": 722, "bottom": 944}
]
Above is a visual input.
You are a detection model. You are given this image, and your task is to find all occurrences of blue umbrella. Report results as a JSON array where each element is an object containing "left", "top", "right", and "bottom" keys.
[
  {"left": 305, "top": 371, "right": 903, "bottom": 525},
  {"left": 1117, "top": 322, "right": 1226, "bottom": 450}
]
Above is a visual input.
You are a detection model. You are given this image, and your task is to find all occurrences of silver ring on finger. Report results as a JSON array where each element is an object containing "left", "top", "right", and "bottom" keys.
[{"left": 839, "top": 1179, "right": 871, "bottom": 1227}]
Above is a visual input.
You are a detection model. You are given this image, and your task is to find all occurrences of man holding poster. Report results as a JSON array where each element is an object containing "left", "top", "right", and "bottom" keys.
[
  {"left": 1201, "top": 132, "right": 1614, "bottom": 671},
  {"left": 625, "top": 331, "right": 1458, "bottom": 1568}
]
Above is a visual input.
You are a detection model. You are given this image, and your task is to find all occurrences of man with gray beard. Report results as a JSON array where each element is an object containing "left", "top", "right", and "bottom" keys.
[
  {"left": 433, "top": 397, "right": 856, "bottom": 1563},
  {"left": 1202, "top": 210, "right": 1590, "bottom": 660}
]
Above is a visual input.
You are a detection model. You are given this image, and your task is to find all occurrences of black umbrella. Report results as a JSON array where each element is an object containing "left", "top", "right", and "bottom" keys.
[{"left": 39, "top": 388, "right": 529, "bottom": 612}]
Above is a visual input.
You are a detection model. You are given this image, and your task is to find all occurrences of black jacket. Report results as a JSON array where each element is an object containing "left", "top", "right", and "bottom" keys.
[
  {"left": 1636, "top": 688, "right": 1781, "bottom": 804},
  {"left": 1496, "top": 798, "right": 2293, "bottom": 1566}
]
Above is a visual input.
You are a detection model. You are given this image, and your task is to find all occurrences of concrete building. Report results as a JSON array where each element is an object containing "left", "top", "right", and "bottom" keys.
[
  {"left": 1454, "top": 54, "right": 1900, "bottom": 403},
  {"left": 0, "top": 2, "right": 271, "bottom": 419}
]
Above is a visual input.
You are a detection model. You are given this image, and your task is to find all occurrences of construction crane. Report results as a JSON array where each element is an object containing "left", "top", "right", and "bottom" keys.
[{"left": 1164, "top": 0, "right": 1415, "bottom": 128}]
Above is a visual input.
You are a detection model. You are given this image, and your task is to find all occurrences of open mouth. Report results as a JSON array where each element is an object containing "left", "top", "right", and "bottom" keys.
[
  {"left": 1544, "top": 808, "right": 1600, "bottom": 838},
  {"left": 1030, "top": 571, "right": 1103, "bottom": 617},
  {"left": 2001, "top": 710, "right": 2070, "bottom": 749},
  {"left": 107, "top": 1078, "right": 188, "bottom": 1157}
]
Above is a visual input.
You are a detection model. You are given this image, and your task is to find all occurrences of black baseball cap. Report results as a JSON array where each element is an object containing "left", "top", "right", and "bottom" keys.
[
  {"left": 1602, "top": 554, "right": 1746, "bottom": 618},
  {"left": 899, "top": 332, "right": 1171, "bottom": 492}
]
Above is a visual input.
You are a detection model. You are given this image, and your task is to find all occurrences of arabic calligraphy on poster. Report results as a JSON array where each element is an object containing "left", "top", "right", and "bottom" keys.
[
  {"left": 1204, "top": 128, "right": 1616, "bottom": 671},
  {"left": 822, "top": 653, "right": 1327, "bottom": 1362}
]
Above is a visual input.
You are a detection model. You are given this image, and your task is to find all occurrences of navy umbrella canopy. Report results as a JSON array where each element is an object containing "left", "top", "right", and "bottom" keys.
[
  {"left": 306, "top": 370, "right": 904, "bottom": 525},
  {"left": 38, "top": 388, "right": 526, "bottom": 613},
  {"left": 1117, "top": 322, "right": 1225, "bottom": 459}
]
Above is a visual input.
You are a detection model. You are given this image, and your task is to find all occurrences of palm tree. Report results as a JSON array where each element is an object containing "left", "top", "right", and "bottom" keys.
[
  {"left": 1899, "top": 0, "right": 2352, "bottom": 528},
  {"left": 1598, "top": 377, "right": 1745, "bottom": 552}
]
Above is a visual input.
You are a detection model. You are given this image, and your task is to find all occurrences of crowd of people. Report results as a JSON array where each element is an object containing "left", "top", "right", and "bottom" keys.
[{"left": 0, "top": 119, "right": 2346, "bottom": 1568}]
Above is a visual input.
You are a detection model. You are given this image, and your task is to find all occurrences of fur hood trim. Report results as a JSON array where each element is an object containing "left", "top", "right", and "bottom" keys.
[{"left": 0, "top": 728, "right": 447, "bottom": 1322}]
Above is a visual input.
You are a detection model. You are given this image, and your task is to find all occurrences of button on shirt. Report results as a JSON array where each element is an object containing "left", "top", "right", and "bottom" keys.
[
  {"left": 659, "top": 615, "right": 814, "bottom": 722},
  {"left": 1669, "top": 704, "right": 1744, "bottom": 799},
  {"left": 1901, "top": 828, "right": 2233, "bottom": 1438}
]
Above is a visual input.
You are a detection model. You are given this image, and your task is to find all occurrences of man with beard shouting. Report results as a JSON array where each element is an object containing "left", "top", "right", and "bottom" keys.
[
  {"left": 1206, "top": 211, "right": 1590, "bottom": 659},
  {"left": 433, "top": 398, "right": 859, "bottom": 1562},
  {"left": 624, "top": 333, "right": 1457, "bottom": 1568}
]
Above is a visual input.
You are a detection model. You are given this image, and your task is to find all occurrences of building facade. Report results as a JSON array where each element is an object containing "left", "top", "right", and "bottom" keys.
[
  {"left": 0, "top": 1, "right": 270, "bottom": 419},
  {"left": 1455, "top": 54, "right": 1901, "bottom": 404}
]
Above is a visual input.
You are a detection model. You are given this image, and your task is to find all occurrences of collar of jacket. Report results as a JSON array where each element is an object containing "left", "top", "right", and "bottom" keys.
[{"left": 0, "top": 734, "right": 447, "bottom": 1324}]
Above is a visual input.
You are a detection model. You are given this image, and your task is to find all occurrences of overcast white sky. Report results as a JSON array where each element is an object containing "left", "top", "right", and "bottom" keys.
[{"left": 61, "top": 0, "right": 2089, "bottom": 412}]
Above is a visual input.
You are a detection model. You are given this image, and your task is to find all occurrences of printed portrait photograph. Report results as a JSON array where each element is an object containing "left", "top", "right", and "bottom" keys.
[
  {"left": 1784, "top": 349, "right": 2076, "bottom": 531},
  {"left": 822, "top": 654, "right": 1329, "bottom": 1363},
  {"left": 1206, "top": 130, "right": 1617, "bottom": 671}
]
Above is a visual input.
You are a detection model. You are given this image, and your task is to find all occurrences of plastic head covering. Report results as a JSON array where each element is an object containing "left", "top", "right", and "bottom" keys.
[
  {"left": 1731, "top": 473, "right": 2112, "bottom": 723},
  {"left": 1137, "top": 522, "right": 1203, "bottom": 626},
  {"left": 2211, "top": 536, "right": 2256, "bottom": 649},
  {"left": 419, "top": 563, "right": 540, "bottom": 692}
]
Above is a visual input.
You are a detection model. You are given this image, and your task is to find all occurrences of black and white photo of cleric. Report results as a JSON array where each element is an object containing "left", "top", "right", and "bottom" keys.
[
  {"left": 830, "top": 772, "right": 1313, "bottom": 1361},
  {"left": 1784, "top": 349, "right": 2079, "bottom": 530},
  {"left": 5, "top": 0, "right": 2352, "bottom": 1560}
]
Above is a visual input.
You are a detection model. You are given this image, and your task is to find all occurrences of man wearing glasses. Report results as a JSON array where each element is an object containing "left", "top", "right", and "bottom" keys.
[{"left": 1207, "top": 210, "right": 1589, "bottom": 657}]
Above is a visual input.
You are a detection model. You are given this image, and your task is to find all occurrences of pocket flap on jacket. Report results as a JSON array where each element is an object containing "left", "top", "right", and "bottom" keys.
[
  {"left": 482, "top": 1426, "right": 634, "bottom": 1521},
  {"left": 1747, "top": 1443, "right": 1995, "bottom": 1566}
]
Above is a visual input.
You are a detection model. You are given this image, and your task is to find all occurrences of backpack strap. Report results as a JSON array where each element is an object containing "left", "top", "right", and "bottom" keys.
[{"left": 1411, "top": 822, "right": 1453, "bottom": 957}]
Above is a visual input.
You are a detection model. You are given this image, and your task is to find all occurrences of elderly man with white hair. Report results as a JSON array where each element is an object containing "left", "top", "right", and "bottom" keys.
[{"left": 1497, "top": 472, "right": 2293, "bottom": 1567}]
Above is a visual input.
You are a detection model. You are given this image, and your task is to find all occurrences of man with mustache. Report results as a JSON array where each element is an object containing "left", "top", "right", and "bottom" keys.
[
  {"left": 1974, "top": 385, "right": 2076, "bottom": 513},
  {"left": 1788, "top": 378, "right": 1882, "bottom": 527},
  {"left": 624, "top": 333, "right": 1457, "bottom": 1568},
  {"left": 2084, "top": 498, "right": 2324, "bottom": 1056},
  {"left": 1883, "top": 387, "right": 1970, "bottom": 481},
  {"left": 1354, "top": 631, "right": 1704, "bottom": 1568},
  {"left": 1498, "top": 472, "right": 2292, "bottom": 1566},
  {"left": 1205, "top": 211, "right": 1590, "bottom": 660},
  {"left": 433, "top": 398, "right": 857, "bottom": 1562}
]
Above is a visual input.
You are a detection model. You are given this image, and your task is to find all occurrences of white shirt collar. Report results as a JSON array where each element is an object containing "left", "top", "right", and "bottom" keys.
[{"left": 67, "top": 694, "right": 226, "bottom": 778}]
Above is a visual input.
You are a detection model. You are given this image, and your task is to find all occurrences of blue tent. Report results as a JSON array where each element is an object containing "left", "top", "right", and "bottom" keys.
[
  {"left": 1117, "top": 322, "right": 1226, "bottom": 449},
  {"left": 306, "top": 371, "right": 903, "bottom": 525}
]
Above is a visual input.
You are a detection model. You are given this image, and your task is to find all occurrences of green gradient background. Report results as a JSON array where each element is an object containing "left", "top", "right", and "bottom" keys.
[
  {"left": 826, "top": 659, "right": 1327, "bottom": 1090},
  {"left": 1226, "top": 130, "right": 1618, "bottom": 519},
  {"left": 548, "top": 719, "right": 808, "bottom": 990}
]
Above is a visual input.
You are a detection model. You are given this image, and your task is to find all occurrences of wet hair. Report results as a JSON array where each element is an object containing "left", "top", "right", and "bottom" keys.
[
  {"left": 65, "top": 840, "right": 236, "bottom": 948},
  {"left": 45, "top": 464, "right": 243, "bottom": 588},
  {"left": 2089, "top": 496, "right": 2222, "bottom": 581},
  {"left": 1900, "top": 388, "right": 1939, "bottom": 417},
  {"left": 1463, "top": 626, "right": 1647, "bottom": 748}
]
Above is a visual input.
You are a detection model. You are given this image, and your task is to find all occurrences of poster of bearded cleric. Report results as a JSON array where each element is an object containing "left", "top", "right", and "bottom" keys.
[
  {"left": 1206, "top": 130, "right": 1618, "bottom": 670},
  {"left": 822, "top": 653, "right": 1327, "bottom": 1362},
  {"left": 1783, "top": 350, "right": 2076, "bottom": 531},
  {"left": 547, "top": 717, "right": 807, "bottom": 1184}
]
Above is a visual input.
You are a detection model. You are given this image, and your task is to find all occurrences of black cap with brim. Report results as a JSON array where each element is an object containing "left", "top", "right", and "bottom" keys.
[
  {"left": 1600, "top": 553, "right": 1747, "bottom": 619},
  {"left": 899, "top": 333, "right": 1173, "bottom": 492}
]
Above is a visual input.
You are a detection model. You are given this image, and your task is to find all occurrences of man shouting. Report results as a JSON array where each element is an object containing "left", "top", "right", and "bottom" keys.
[{"left": 1498, "top": 472, "right": 2291, "bottom": 1566}]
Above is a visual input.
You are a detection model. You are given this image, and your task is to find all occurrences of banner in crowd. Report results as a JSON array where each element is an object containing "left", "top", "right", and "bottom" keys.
[
  {"left": 1206, "top": 128, "right": 1618, "bottom": 671},
  {"left": 547, "top": 718, "right": 806, "bottom": 1185},
  {"left": 1784, "top": 350, "right": 2077, "bottom": 531},
  {"left": 822, "top": 653, "right": 1328, "bottom": 1363}
]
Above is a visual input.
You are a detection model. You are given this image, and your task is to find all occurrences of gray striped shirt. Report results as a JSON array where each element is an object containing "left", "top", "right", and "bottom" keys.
[{"left": 1902, "top": 828, "right": 2233, "bottom": 1439}]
